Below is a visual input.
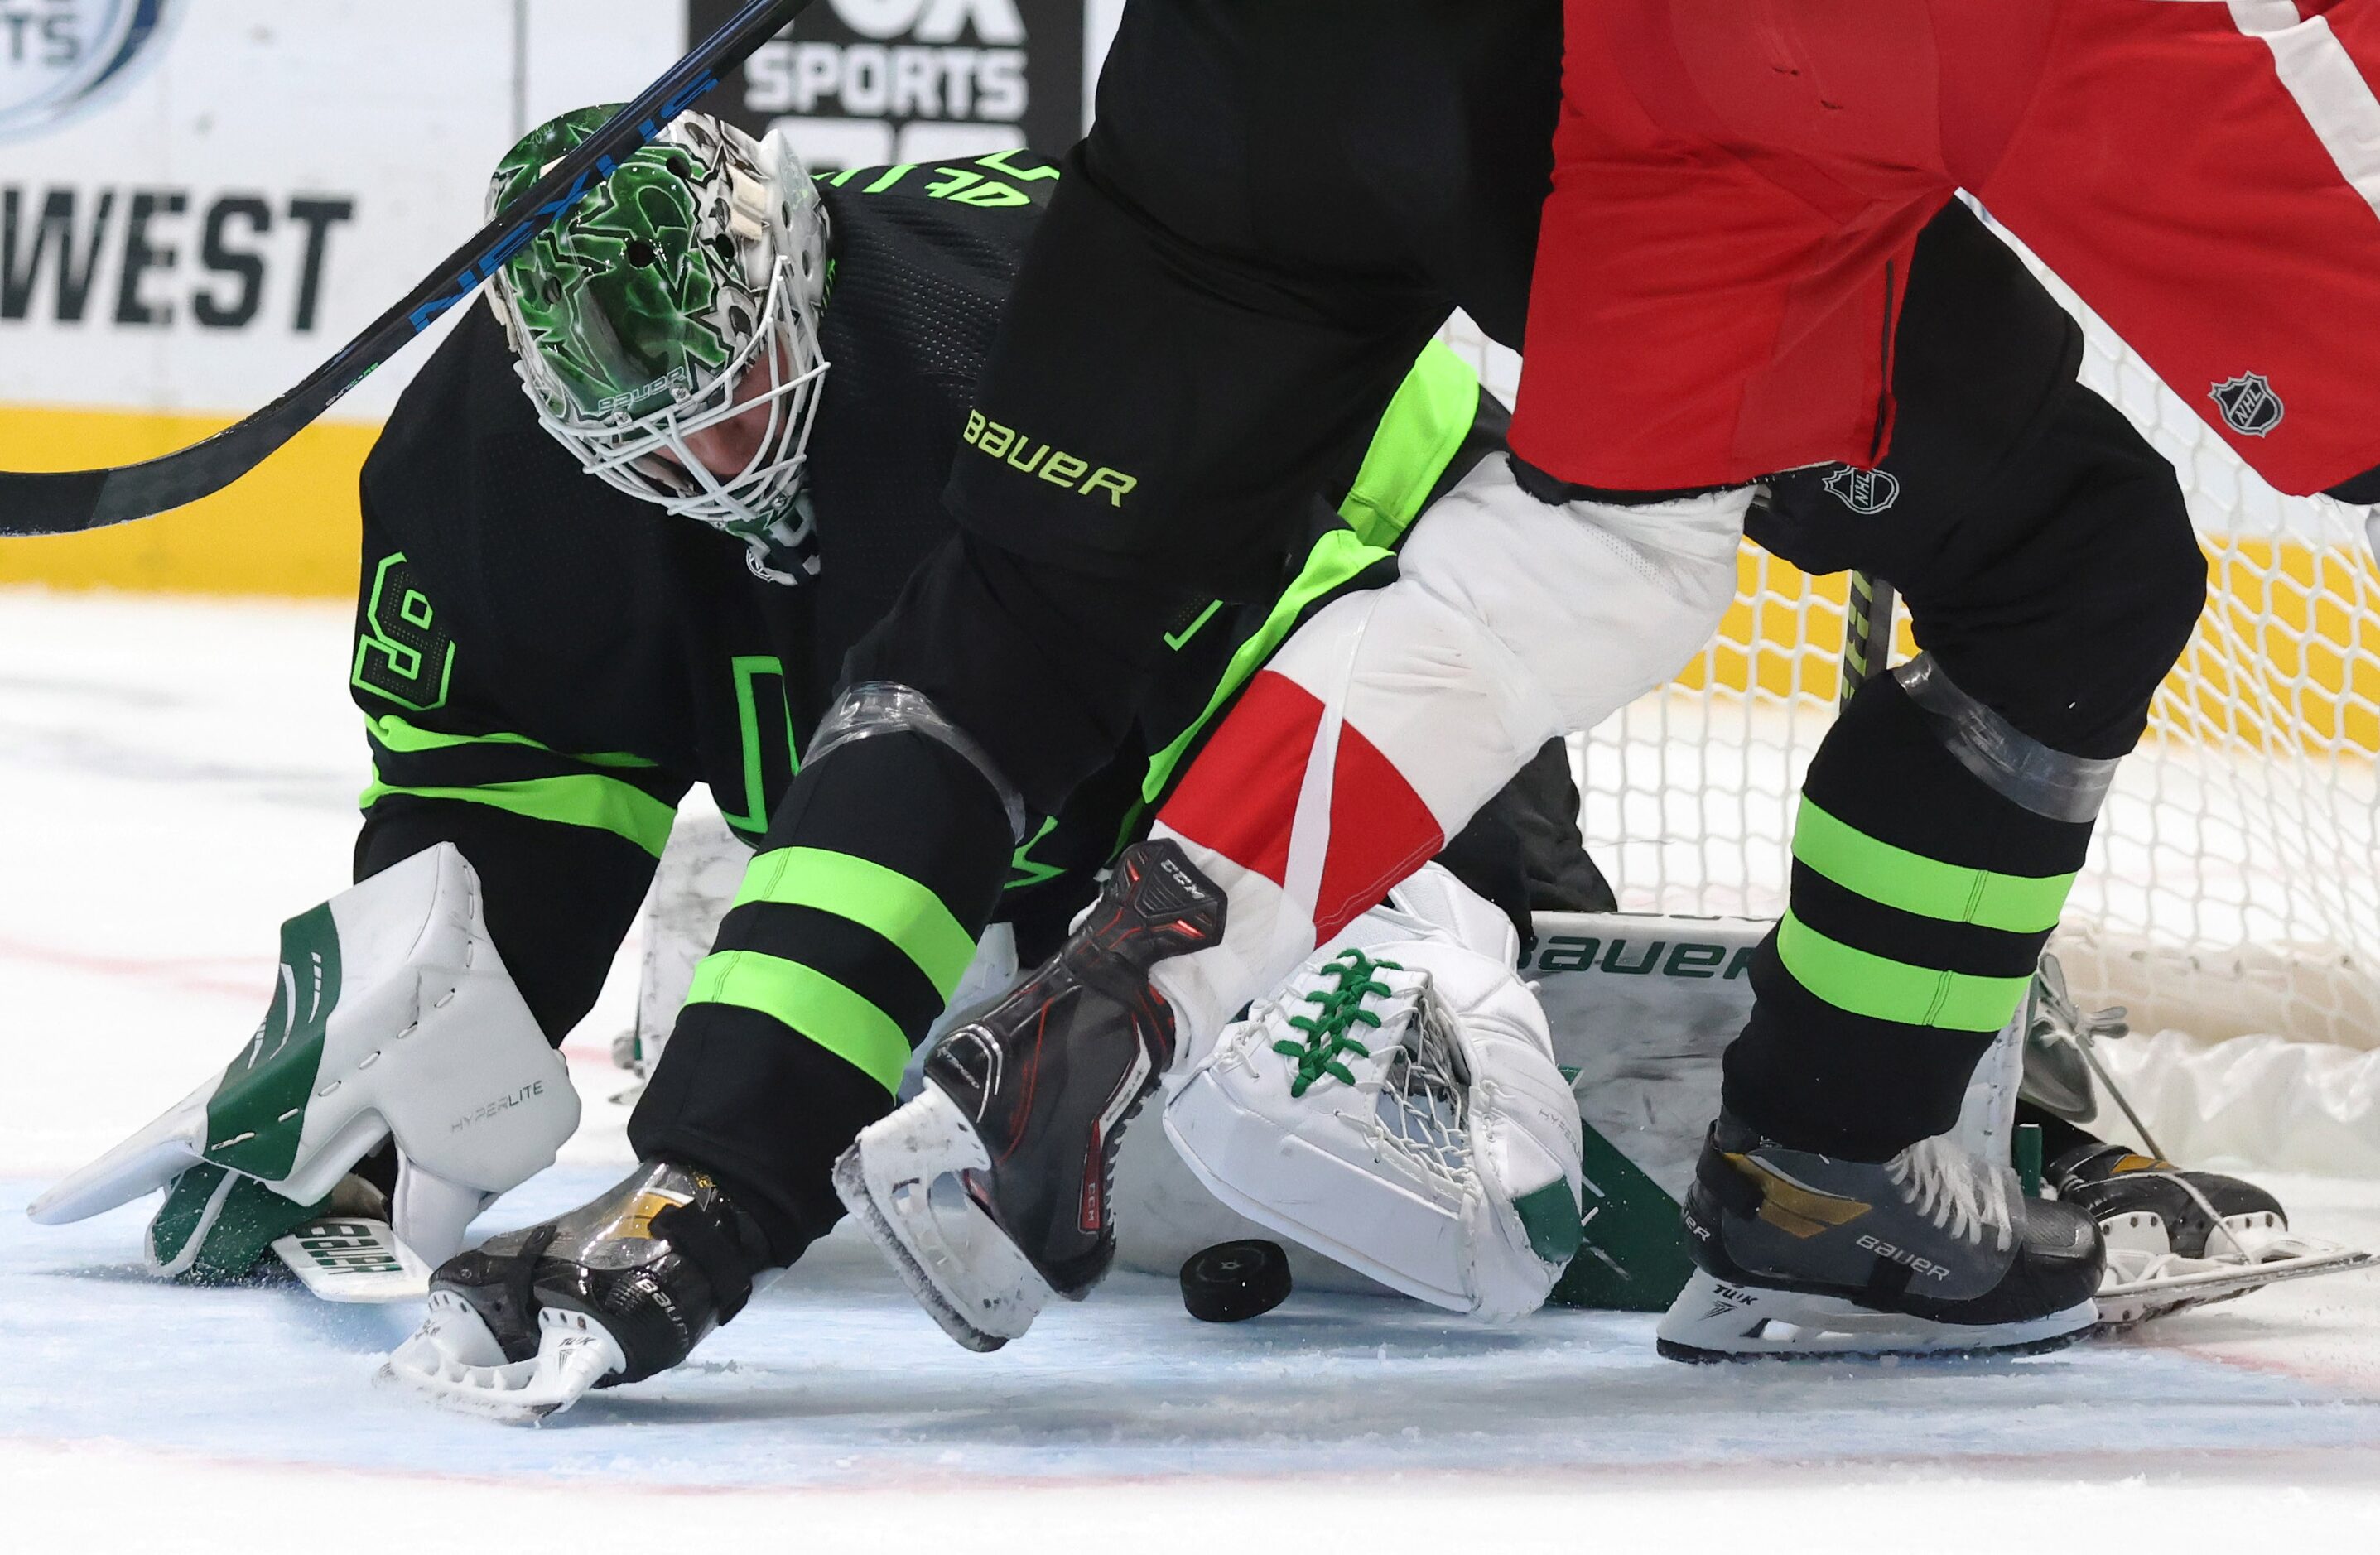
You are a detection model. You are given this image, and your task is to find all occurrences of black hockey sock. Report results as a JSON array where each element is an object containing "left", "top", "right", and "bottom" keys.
[
  {"left": 1722, "top": 672, "right": 2099, "bottom": 1160},
  {"left": 629, "top": 726, "right": 1015, "bottom": 1265}
]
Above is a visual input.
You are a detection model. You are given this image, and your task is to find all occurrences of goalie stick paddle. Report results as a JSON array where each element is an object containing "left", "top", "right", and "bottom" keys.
[{"left": 0, "top": 0, "right": 814, "bottom": 539}]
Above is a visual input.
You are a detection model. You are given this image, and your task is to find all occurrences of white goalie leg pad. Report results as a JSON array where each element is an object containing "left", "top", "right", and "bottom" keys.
[
  {"left": 626, "top": 800, "right": 750, "bottom": 1079},
  {"left": 1164, "top": 864, "right": 1585, "bottom": 1321},
  {"left": 1152, "top": 457, "right": 1748, "bottom": 1062},
  {"left": 31, "top": 843, "right": 579, "bottom": 1268}
]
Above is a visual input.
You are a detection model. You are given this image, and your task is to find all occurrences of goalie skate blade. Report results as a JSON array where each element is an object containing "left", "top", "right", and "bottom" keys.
[
  {"left": 2097, "top": 1244, "right": 2377, "bottom": 1328},
  {"left": 831, "top": 1088, "right": 1051, "bottom": 1353},
  {"left": 377, "top": 1293, "right": 627, "bottom": 1426},
  {"left": 1655, "top": 1269, "right": 2098, "bottom": 1363}
]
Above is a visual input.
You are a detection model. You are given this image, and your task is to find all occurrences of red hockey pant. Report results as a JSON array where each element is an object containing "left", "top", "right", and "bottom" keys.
[{"left": 1510, "top": 0, "right": 2380, "bottom": 495}]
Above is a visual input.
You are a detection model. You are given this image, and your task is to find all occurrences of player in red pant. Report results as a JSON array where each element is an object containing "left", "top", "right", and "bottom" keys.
[
  {"left": 1197, "top": 0, "right": 2380, "bottom": 1358},
  {"left": 1514, "top": 0, "right": 2380, "bottom": 500},
  {"left": 1144, "top": 2, "right": 2380, "bottom": 1360},
  {"left": 1497, "top": 0, "right": 2380, "bottom": 1355},
  {"left": 844, "top": 0, "right": 2380, "bottom": 1365},
  {"left": 841, "top": 1, "right": 2380, "bottom": 1365}
]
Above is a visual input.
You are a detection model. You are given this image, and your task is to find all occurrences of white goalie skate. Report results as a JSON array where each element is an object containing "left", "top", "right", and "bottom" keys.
[
  {"left": 379, "top": 1293, "right": 628, "bottom": 1426},
  {"left": 2089, "top": 1176, "right": 2377, "bottom": 1326},
  {"left": 2019, "top": 958, "right": 2378, "bottom": 1326},
  {"left": 2098, "top": 1230, "right": 2377, "bottom": 1326}
]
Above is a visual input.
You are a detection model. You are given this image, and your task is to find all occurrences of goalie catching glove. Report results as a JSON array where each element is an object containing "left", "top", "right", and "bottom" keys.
[
  {"left": 1164, "top": 863, "right": 1586, "bottom": 1322},
  {"left": 28, "top": 845, "right": 579, "bottom": 1289}
]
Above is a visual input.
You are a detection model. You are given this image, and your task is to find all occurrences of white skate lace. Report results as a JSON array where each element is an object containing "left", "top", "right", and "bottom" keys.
[{"left": 1886, "top": 1136, "right": 2015, "bottom": 1254}]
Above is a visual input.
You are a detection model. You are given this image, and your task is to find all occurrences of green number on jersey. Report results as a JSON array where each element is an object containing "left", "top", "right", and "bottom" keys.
[{"left": 351, "top": 555, "right": 455, "bottom": 713}]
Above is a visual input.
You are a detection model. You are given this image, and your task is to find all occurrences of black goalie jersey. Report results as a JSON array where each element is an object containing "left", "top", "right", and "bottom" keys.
[{"left": 346, "top": 149, "right": 1509, "bottom": 1060}]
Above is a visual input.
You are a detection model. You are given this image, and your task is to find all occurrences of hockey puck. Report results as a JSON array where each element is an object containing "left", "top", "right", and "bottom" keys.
[{"left": 1179, "top": 1240, "right": 1292, "bottom": 1323}]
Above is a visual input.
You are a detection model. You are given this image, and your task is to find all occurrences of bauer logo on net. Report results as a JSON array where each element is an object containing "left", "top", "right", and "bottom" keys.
[{"left": 0, "top": 0, "right": 181, "bottom": 142}]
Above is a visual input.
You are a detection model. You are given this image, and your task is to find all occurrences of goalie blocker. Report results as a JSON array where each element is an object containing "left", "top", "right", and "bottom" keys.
[{"left": 29, "top": 845, "right": 579, "bottom": 1295}]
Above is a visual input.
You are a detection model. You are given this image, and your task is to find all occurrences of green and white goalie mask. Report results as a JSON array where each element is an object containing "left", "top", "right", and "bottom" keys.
[{"left": 488, "top": 106, "right": 831, "bottom": 586}]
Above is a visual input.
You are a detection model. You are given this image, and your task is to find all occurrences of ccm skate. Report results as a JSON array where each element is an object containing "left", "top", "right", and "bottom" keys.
[{"left": 835, "top": 840, "right": 1225, "bottom": 1350}]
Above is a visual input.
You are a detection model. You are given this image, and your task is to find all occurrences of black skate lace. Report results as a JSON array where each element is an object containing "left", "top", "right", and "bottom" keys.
[{"left": 1272, "top": 949, "right": 1401, "bottom": 1098}]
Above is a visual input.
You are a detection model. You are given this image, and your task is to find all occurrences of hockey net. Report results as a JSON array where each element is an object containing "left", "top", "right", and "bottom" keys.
[{"left": 1437, "top": 241, "right": 2380, "bottom": 1168}]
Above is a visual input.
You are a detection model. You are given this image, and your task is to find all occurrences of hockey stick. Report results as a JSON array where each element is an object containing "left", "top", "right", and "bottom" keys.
[
  {"left": 1838, "top": 569, "right": 1899, "bottom": 705},
  {"left": 0, "top": 0, "right": 813, "bottom": 539}
]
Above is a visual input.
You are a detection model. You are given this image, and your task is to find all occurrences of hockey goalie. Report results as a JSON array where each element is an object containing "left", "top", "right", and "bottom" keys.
[{"left": 22, "top": 102, "right": 1587, "bottom": 1415}]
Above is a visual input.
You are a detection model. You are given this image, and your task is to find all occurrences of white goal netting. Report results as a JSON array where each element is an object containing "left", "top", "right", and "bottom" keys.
[{"left": 1438, "top": 241, "right": 2380, "bottom": 1063}]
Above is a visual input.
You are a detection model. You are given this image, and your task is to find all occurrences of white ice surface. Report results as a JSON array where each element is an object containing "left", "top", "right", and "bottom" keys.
[{"left": 6, "top": 589, "right": 2380, "bottom": 1551}]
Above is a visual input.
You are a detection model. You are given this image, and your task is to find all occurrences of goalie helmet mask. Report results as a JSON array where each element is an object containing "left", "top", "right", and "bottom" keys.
[{"left": 488, "top": 106, "right": 831, "bottom": 586}]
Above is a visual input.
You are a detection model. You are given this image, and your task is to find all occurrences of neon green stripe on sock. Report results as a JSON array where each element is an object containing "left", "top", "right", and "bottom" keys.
[
  {"left": 1792, "top": 797, "right": 2075, "bottom": 934},
  {"left": 731, "top": 848, "right": 978, "bottom": 1000},
  {"left": 1776, "top": 912, "right": 2033, "bottom": 1031},
  {"left": 683, "top": 951, "right": 912, "bottom": 1095}
]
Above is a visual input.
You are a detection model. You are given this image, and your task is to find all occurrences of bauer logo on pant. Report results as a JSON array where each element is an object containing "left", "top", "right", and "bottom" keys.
[
  {"left": 0, "top": 0, "right": 181, "bottom": 142},
  {"left": 1820, "top": 466, "right": 1899, "bottom": 515},
  {"left": 2210, "top": 372, "right": 2283, "bottom": 437}
]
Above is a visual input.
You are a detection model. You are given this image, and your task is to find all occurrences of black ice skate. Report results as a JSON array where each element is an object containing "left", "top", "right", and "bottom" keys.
[
  {"left": 834, "top": 839, "right": 1225, "bottom": 1351},
  {"left": 1656, "top": 1112, "right": 2104, "bottom": 1361},
  {"left": 379, "top": 1160, "right": 774, "bottom": 1423},
  {"left": 2055, "top": 1140, "right": 2375, "bottom": 1325}
]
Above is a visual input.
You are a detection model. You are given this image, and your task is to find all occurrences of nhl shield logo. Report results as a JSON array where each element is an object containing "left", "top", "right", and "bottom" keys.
[
  {"left": 2209, "top": 372, "right": 2284, "bottom": 438},
  {"left": 1821, "top": 466, "right": 1900, "bottom": 515}
]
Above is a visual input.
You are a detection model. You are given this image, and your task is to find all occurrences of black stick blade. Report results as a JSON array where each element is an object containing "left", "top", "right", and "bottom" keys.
[{"left": 5, "top": 471, "right": 112, "bottom": 537}]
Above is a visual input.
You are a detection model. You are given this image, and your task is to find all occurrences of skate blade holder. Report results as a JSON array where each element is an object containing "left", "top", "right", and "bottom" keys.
[
  {"left": 833, "top": 1087, "right": 1053, "bottom": 1353},
  {"left": 1658, "top": 1271, "right": 2098, "bottom": 1361},
  {"left": 378, "top": 1293, "right": 627, "bottom": 1425},
  {"left": 2098, "top": 1207, "right": 2303, "bottom": 1260},
  {"left": 2096, "top": 1234, "right": 2376, "bottom": 1326}
]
